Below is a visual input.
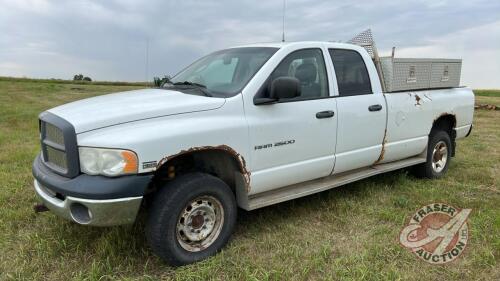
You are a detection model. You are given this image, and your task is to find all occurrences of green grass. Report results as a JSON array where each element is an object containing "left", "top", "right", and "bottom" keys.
[
  {"left": 473, "top": 89, "right": 500, "bottom": 97},
  {"left": 0, "top": 76, "right": 152, "bottom": 87},
  {"left": 0, "top": 80, "right": 499, "bottom": 280}
]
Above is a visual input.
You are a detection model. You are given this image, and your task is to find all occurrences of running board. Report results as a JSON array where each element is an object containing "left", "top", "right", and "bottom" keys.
[{"left": 238, "top": 156, "right": 426, "bottom": 210}]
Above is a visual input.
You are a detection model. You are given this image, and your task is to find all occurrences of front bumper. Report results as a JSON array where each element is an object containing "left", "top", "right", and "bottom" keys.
[
  {"left": 34, "top": 180, "right": 142, "bottom": 226},
  {"left": 32, "top": 154, "right": 153, "bottom": 226}
]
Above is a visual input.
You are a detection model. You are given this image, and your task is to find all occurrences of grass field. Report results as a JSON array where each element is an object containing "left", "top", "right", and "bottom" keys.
[
  {"left": 0, "top": 80, "right": 498, "bottom": 280},
  {"left": 473, "top": 89, "right": 500, "bottom": 97},
  {"left": 0, "top": 76, "right": 151, "bottom": 87}
]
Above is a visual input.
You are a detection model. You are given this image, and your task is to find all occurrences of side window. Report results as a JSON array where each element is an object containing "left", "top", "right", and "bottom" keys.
[
  {"left": 270, "top": 49, "right": 329, "bottom": 99},
  {"left": 329, "top": 49, "right": 372, "bottom": 96}
]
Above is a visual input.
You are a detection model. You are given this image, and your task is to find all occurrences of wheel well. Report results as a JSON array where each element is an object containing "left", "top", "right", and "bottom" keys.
[
  {"left": 431, "top": 114, "right": 457, "bottom": 156},
  {"left": 152, "top": 147, "right": 248, "bottom": 194}
]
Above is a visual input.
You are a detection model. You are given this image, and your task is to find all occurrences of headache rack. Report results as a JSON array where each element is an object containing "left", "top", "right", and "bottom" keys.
[{"left": 348, "top": 29, "right": 462, "bottom": 92}]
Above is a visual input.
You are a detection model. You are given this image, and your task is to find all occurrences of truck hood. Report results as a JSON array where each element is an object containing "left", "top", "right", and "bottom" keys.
[{"left": 48, "top": 89, "right": 226, "bottom": 133}]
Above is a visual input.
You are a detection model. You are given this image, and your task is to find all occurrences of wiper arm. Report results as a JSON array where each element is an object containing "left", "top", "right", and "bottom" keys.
[
  {"left": 159, "top": 76, "right": 173, "bottom": 87},
  {"left": 173, "top": 81, "right": 207, "bottom": 88},
  {"left": 172, "top": 81, "right": 212, "bottom": 96}
]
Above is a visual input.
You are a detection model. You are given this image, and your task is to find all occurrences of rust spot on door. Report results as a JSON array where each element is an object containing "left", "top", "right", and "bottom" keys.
[{"left": 415, "top": 94, "right": 422, "bottom": 106}]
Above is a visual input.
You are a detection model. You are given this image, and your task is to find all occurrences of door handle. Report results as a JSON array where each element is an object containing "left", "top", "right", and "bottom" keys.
[
  {"left": 316, "top": 110, "right": 335, "bottom": 119},
  {"left": 368, "top": 104, "right": 383, "bottom": 112}
]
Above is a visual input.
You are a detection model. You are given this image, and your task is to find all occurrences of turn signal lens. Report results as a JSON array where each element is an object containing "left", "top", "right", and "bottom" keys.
[{"left": 122, "top": 150, "right": 138, "bottom": 174}]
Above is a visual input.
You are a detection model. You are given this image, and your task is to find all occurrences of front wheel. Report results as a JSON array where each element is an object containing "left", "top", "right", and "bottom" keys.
[
  {"left": 146, "top": 173, "right": 237, "bottom": 266},
  {"left": 413, "top": 130, "right": 452, "bottom": 178}
]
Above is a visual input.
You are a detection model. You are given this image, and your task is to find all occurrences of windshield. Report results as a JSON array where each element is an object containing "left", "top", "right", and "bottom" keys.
[{"left": 166, "top": 47, "right": 278, "bottom": 97}]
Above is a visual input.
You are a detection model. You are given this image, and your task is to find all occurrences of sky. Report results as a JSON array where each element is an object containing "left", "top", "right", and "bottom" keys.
[{"left": 1, "top": 0, "right": 499, "bottom": 88}]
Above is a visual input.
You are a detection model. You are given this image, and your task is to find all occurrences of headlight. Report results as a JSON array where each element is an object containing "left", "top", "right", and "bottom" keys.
[{"left": 79, "top": 147, "right": 138, "bottom": 177}]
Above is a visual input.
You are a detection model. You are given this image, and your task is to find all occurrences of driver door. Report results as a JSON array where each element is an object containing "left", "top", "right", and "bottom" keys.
[{"left": 245, "top": 48, "right": 338, "bottom": 195}]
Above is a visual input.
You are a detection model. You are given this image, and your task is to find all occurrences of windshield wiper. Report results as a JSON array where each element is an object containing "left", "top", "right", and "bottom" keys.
[
  {"left": 173, "top": 81, "right": 206, "bottom": 88},
  {"left": 172, "top": 81, "right": 212, "bottom": 96}
]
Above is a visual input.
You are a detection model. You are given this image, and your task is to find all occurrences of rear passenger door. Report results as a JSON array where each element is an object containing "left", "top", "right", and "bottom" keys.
[{"left": 328, "top": 49, "right": 387, "bottom": 174}]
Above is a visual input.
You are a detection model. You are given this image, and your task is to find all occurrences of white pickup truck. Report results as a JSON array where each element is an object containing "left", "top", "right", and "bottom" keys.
[{"left": 32, "top": 41, "right": 474, "bottom": 265}]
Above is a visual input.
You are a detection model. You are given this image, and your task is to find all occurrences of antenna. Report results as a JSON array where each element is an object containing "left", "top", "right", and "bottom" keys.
[
  {"left": 281, "top": 0, "right": 286, "bottom": 42},
  {"left": 145, "top": 37, "right": 149, "bottom": 82}
]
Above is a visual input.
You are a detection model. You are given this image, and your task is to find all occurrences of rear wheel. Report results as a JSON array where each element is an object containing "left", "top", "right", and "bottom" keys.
[
  {"left": 413, "top": 130, "right": 452, "bottom": 178},
  {"left": 146, "top": 173, "right": 237, "bottom": 266}
]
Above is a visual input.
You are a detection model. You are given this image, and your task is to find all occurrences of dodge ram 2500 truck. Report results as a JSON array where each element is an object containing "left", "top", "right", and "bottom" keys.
[{"left": 32, "top": 41, "right": 474, "bottom": 265}]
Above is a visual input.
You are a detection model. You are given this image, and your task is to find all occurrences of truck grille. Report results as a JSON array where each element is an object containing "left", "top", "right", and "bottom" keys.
[
  {"left": 39, "top": 112, "right": 80, "bottom": 178},
  {"left": 45, "top": 122, "right": 65, "bottom": 146},
  {"left": 45, "top": 145, "right": 68, "bottom": 170}
]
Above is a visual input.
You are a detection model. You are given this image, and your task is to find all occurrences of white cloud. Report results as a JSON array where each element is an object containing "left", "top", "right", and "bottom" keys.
[
  {"left": 0, "top": 0, "right": 499, "bottom": 87},
  {"left": 393, "top": 20, "right": 500, "bottom": 88}
]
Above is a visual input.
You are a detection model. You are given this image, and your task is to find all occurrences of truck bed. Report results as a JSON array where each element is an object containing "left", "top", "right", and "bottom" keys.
[{"left": 380, "top": 87, "right": 474, "bottom": 164}]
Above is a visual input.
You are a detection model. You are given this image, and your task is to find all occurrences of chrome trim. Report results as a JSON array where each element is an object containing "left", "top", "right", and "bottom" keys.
[{"left": 34, "top": 180, "right": 142, "bottom": 226}]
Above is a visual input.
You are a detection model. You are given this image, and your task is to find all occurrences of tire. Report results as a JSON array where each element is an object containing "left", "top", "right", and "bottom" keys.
[
  {"left": 413, "top": 130, "right": 452, "bottom": 179},
  {"left": 146, "top": 172, "right": 237, "bottom": 266}
]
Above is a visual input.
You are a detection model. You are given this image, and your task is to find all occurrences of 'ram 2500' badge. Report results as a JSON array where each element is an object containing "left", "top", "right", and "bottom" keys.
[
  {"left": 399, "top": 203, "right": 471, "bottom": 264},
  {"left": 254, "top": 140, "right": 295, "bottom": 150}
]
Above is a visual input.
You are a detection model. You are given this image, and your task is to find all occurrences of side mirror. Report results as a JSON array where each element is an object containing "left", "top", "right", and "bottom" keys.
[
  {"left": 270, "top": 77, "right": 301, "bottom": 100},
  {"left": 253, "top": 76, "right": 301, "bottom": 105}
]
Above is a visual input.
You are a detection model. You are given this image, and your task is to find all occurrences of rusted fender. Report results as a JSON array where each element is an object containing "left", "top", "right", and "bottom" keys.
[{"left": 156, "top": 145, "right": 251, "bottom": 190}]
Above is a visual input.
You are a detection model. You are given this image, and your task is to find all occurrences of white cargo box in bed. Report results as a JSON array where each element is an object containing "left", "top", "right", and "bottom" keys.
[{"left": 380, "top": 58, "right": 462, "bottom": 92}]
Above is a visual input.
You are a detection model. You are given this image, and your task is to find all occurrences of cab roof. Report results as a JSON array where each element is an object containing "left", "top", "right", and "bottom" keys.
[{"left": 232, "top": 41, "right": 359, "bottom": 50}]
